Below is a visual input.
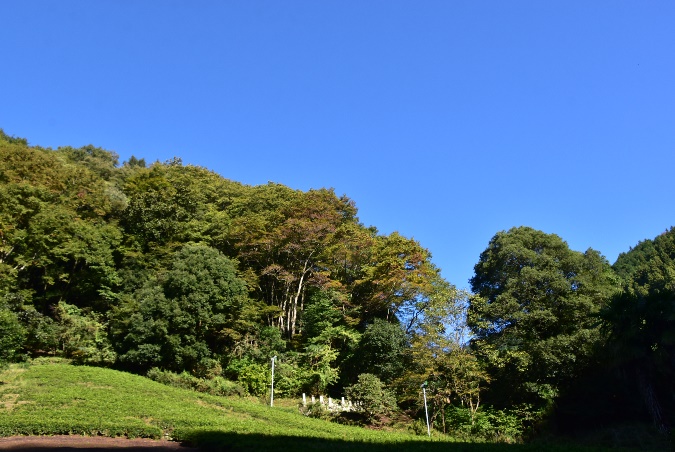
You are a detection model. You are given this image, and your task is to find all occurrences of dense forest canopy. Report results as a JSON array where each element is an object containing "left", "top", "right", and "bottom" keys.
[{"left": 1, "top": 129, "right": 673, "bottom": 442}]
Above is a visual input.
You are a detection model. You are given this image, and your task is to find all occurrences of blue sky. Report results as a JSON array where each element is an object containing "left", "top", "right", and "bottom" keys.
[{"left": 1, "top": 1, "right": 674, "bottom": 290}]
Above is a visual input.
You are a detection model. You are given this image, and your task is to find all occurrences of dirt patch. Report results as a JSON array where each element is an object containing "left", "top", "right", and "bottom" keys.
[
  {"left": 0, "top": 393, "right": 31, "bottom": 411},
  {"left": 0, "top": 435, "right": 199, "bottom": 451},
  {"left": 77, "top": 382, "right": 115, "bottom": 390},
  {"left": 194, "top": 399, "right": 251, "bottom": 420}
]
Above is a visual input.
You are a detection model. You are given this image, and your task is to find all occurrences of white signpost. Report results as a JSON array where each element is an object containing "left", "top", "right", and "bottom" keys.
[
  {"left": 421, "top": 381, "right": 430, "bottom": 437},
  {"left": 270, "top": 355, "right": 277, "bottom": 407}
]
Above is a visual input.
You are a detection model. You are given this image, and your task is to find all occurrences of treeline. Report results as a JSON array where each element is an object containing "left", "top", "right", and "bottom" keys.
[{"left": 0, "top": 129, "right": 673, "bottom": 442}]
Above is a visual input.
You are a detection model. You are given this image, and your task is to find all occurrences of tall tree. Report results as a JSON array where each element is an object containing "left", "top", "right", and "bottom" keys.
[
  {"left": 352, "top": 318, "right": 408, "bottom": 384},
  {"left": 601, "top": 227, "right": 675, "bottom": 431},
  {"left": 613, "top": 227, "right": 675, "bottom": 296},
  {"left": 114, "top": 245, "right": 251, "bottom": 373},
  {"left": 397, "top": 279, "right": 479, "bottom": 431},
  {"left": 468, "top": 226, "right": 617, "bottom": 407},
  {"left": 230, "top": 186, "right": 356, "bottom": 337},
  {"left": 0, "top": 134, "right": 123, "bottom": 311}
]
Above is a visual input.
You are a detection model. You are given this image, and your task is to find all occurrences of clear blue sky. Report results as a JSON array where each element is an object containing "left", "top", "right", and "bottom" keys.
[{"left": 2, "top": 1, "right": 674, "bottom": 290}]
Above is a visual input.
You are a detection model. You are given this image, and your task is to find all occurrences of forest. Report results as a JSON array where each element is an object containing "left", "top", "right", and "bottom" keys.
[{"left": 0, "top": 129, "right": 673, "bottom": 444}]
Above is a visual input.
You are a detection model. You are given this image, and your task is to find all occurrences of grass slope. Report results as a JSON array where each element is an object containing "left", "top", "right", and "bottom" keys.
[{"left": 0, "top": 361, "right": 636, "bottom": 451}]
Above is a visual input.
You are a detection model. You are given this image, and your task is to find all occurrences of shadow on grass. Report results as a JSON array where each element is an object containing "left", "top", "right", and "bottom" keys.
[{"left": 179, "top": 431, "right": 606, "bottom": 452}]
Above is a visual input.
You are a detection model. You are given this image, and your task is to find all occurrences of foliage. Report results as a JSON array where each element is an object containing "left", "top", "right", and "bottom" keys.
[
  {"left": 301, "top": 289, "right": 345, "bottom": 341},
  {"left": 300, "top": 343, "right": 340, "bottom": 394},
  {"left": 436, "top": 350, "right": 490, "bottom": 428},
  {"left": 0, "top": 303, "right": 24, "bottom": 363},
  {"left": 299, "top": 401, "right": 334, "bottom": 421},
  {"left": 345, "top": 373, "right": 397, "bottom": 423},
  {"left": 445, "top": 405, "right": 529, "bottom": 443},
  {"left": 4, "top": 130, "right": 674, "bottom": 446},
  {"left": 271, "top": 357, "right": 305, "bottom": 397},
  {"left": 468, "top": 226, "right": 617, "bottom": 408},
  {"left": 0, "top": 136, "right": 123, "bottom": 311},
  {"left": 613, "top": 227, "right": 675, "bottom": 296},
  {"left": 226, "top": 357, "right": 270, "bottom": 396},
  {"left": 599, "top": 288, "right": 675, "bottom": 432},
  {"left": 590, "top": 228, "right": 675, "bottom": 433},
  {"left": 396, "top": 278, "right": 476, "bottom": 432},
  {"left": 0, "top": 361, "right": 472, "bottom": 450},
  {"left": 146, "top": 367, "right": 245, "bottom": 397},
  {"left": 53, "top": 301, "right": 116, "bottom": 365},
  {"left": 352, "top": 318, "right": 408, "bottom": 384},
  {"left": 114, "top": 245, "right": 250, "bottom": 373}
]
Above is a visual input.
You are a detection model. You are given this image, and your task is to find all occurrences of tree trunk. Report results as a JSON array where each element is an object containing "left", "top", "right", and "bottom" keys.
[
  {"left": 636, "top": 369, "right": 667, "bottom": 434},
  {"left": 289, "top": 259, "right": 310, "bottom": 337}
]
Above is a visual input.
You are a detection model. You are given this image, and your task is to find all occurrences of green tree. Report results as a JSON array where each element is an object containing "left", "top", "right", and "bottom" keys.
[
  {"left": 0, "top": 135, "right": 123, "bottom": 312},
  {"left": 354, "top": 232, "right": 440, "bottom": 324},
  {"left": 0, "top": 301, "right": 25, "bottom": 364},
  {"left": 115, "top": 245, "right": 250, "bottom": 373},
  {"left": 53, "top": 301, "right": 116, "bottom": 365},
  {"left": 301, "top": 343, "right": 341, "bottom": 394},
  {"left": 56, "top": 144, "right": 120, "bottom": 182},
  {"left": 613, "top": 227, "right": 675, "bottom": 296},
  {"left": 345, "top": 373, "right": 397, "bottom": 423},
  {"left": 600, "top": 289, "right": 675, "bottom": 432},
  {"left": 352, "top": 318, "right": 407, "bottom": 384},
  {"left": 396, "top": 279, "right": 479, "bottom": 431},
  {"left": 230, "top": 186, "right": 356, "bottom": 338},
  {"left": 468, "top": 226, "right": 617, "bottom": 408},
  {"left": 600, "top": 227, "right": 675, "bottom": 432}
]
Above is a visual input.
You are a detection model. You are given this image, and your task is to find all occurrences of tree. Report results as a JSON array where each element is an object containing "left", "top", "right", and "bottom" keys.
[
  {"left": 0, "top": 136, "right": 123, "bottom": 312},
  {"left": 601, "top": 227, "right": 675, "bottom": 432},
  {"left": 436, "top": 349, "right": 489, "bottom": 428},
  {"left": 468, "top": 226, "right": 617, "bottom": 408},
  {"left": 0, "top": 301, "right": 25, "bottom": 364},
  {"left": 56, "top": 144, "right": 120, "bottom": 182},
  {"left": 613, "top": 227, "right": 675, "bottom": 297},
  {"left": 600, "top": 289, "right": 675, "bottom": 432},
  {"left": 53, "top": 301, "right": 116, "bottom": 365},
  {"left": 229, "top": 186, "right": 356, "bottom": 338},
  {"left": 354, "top": 232, "right": 439, "bottom": 324},
  {"left": 345, "top": 373, "right": 397, "bottom": 423},
  {"left": 115, "top": 245, "right": 250, "bottom": 373},
  {"left": 396, "top": 280, "right": 479, "bottom": 431},
  {"left": 352, "top": 318, "right": 408, "bottom": 384}
]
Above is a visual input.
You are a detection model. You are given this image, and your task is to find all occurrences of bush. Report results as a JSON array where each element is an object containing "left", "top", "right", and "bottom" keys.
[
  {"left": 445, "top": 405, "right": 526, "bottom": 442},
  {"left": 192, "top": 358, "right": 222, "bottom": 380},
  {"left": 146, "top": 368, "right": 245, "bottom": 397},
  {"left": 299, "top": 401, "right": 333, "bottom": 420},
  {"left": 0, "top": 306, "right": 25, "bottom": 363},
  {"left": 345, "top": 373, "right": 397, "bottom": 423},
  {"left": 409, "top": 419, "right": 429, "bottom": 436},
  {"left": 55, "top": 302, "right": 116, "bottom": 365},
  {"left": 225, "top": 358, "right": 269, "bottom": 396}
]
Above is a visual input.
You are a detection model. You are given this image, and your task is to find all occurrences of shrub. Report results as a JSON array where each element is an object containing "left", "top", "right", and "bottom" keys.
[
  {"left": 345, "top": 373, "right": 397, "bottom": 423},
  {"left": 146, "top": 368, "right": 245, "bottom": 397},
  {"left": 192, "top": 358, "right": 222, "bottom": 380},
  {"left": 0, "top": 306, "right": 25, "bottom": 363},
  {"left": 299, "top": 401, "right": 333, "bottom": 421},
  {"left": 445, "top": 405, "right": 527, "bottom": 442},
  {"left": 55, "top": 302, "right": 116, "bottom": 365},
  {"left": 225, "top": 358, "right": 269, "bottom": 396}
]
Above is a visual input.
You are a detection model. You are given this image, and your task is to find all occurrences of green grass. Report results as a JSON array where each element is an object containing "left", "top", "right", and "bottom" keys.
[{"left": 0, "top": 360, "right": 649, "bottom": 451}]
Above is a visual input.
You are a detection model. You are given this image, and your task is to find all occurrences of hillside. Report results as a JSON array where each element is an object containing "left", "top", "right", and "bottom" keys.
[
  {"left": 1, "top": 131, "right": 673, "bottom": 448},
  {"left": 0, "top": 360, "right": 624, "bottom": 451}
]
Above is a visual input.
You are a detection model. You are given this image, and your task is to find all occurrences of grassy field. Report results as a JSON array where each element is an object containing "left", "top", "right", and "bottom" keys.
[{"left": 0, "top": 360, "right": 649, "bottom": 451}]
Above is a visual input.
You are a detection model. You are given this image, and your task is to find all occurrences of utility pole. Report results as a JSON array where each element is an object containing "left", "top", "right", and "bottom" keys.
[
  {"left": 421, "top": 381, "right": 430, "bottom": 437},
  {"left": 270, "top": 356, "right": 277, "bottom": 407}
]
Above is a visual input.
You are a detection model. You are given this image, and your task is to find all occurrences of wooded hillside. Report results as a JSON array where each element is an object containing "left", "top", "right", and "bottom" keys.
[{"left": 1, "top": 129, "right": 672, "bottom": 443}]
